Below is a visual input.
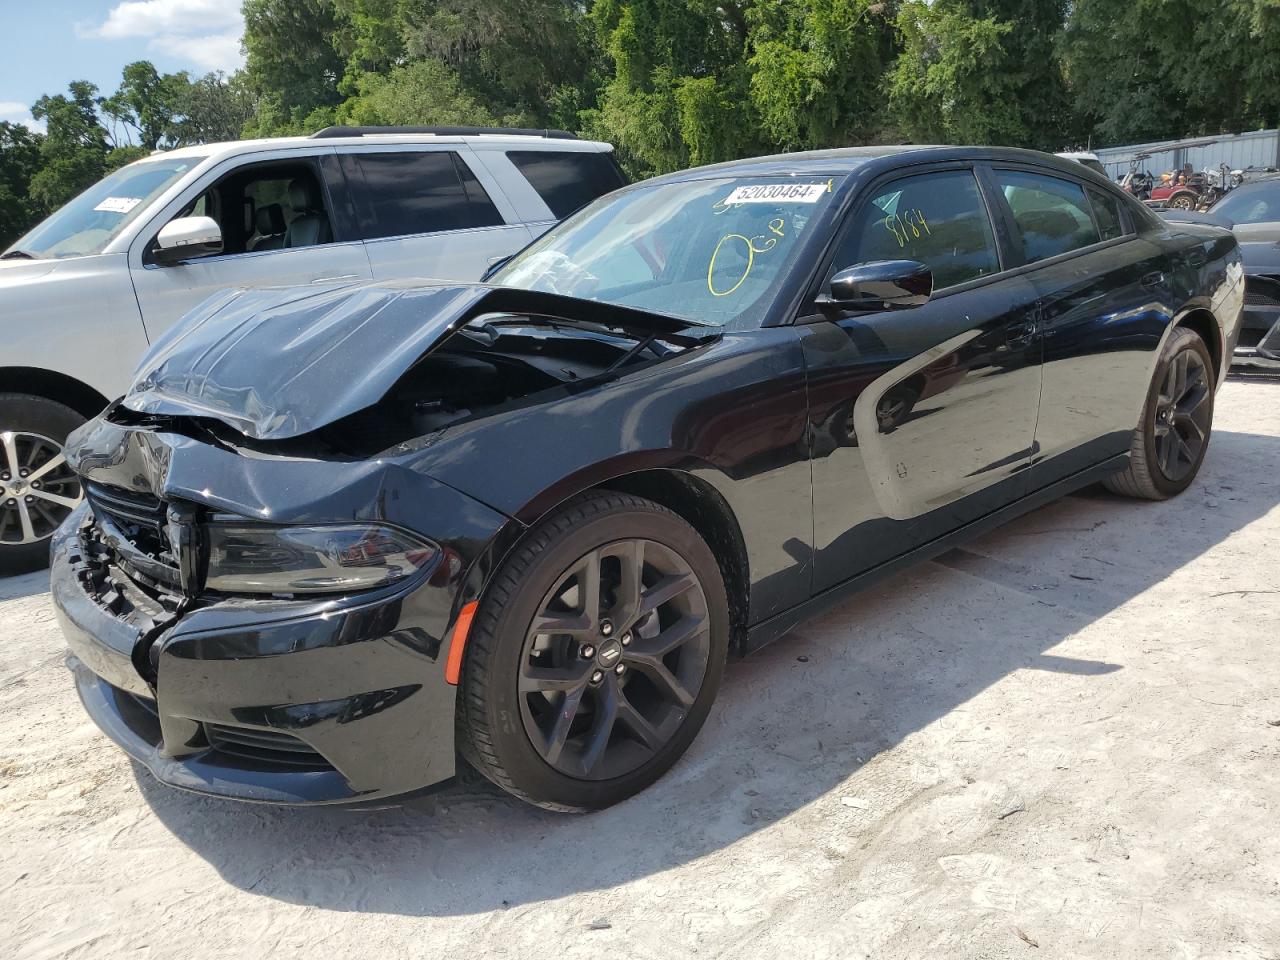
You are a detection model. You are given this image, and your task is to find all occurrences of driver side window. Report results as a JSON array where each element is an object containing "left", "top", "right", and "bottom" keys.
[
  {"left": 161, "top": 160, "right": 335, "bottom": 260},
  {"left": 831, "top": 169, "right": 1000, "bottom": 290}
]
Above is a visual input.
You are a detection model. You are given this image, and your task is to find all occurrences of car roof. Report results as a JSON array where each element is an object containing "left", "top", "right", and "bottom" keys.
[{"left": 641, "top": 145, "right": 1099, "bottom": 185}]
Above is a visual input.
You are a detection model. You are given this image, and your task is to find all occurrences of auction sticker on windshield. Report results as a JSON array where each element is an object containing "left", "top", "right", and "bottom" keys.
[
  {"left": 723, "top": 183, "right": 828, "bottom": 204},
  {"left": 93, "top": 197, "right": 144, "bottom": 214}
]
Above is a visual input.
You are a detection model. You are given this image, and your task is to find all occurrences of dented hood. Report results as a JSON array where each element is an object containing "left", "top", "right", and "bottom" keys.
[{"left": 123, "top": 278, "right": 704, "bottom": 441}]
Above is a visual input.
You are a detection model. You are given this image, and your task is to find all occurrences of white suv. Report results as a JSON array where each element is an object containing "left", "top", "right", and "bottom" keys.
[{"left": 0, "top": 126, "right": 626, "bottom": 572}]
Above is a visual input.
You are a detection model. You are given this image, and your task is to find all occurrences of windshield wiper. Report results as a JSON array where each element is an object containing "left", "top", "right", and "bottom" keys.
[{"left": 1, "top": 250, "right": 37, "bottom": 260}]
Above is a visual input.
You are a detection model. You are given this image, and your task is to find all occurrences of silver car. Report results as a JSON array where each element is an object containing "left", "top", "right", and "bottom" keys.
[{"left": 0, "top": 126, "right": 626, "bottom": 572}]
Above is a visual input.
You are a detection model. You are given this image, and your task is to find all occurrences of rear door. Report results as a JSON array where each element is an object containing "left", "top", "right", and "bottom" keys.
[
  {"left": 985, "top": 165, "right": 1173, "bottom": 485},
  {"left": 800, "top": 164, "right": 1043, "bottom": 590},
  {"left": 339, "top": 146, "right": 532, "bottom": 282}
]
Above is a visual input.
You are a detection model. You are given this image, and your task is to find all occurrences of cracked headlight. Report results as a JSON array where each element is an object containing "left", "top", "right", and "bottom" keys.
[{"left": 205, "top": 522, "right": 439, "bottom": 595}]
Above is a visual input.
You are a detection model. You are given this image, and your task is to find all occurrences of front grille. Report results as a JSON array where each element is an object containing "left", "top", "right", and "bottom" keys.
[
  {"left": 1244, "top": 275, "right": 1280, "bottom": 309},
  {"left": 85, "top": 481, "right": 182, "bottom": 592},
  {"left": 204, "top": 722, "right": 334, "bottom": 770}
]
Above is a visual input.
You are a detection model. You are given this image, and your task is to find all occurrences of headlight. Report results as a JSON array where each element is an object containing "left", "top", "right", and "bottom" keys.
[{"left": 205, "top": 522, "right": 439, "bottom": 595}]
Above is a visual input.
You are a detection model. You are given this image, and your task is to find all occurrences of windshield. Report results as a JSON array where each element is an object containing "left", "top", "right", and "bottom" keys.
[
  {"left": 1212, "top": 181, "right": 1280, "bottom": 225},
  {"left": 7, "top": 156, "right": 205, "bottom": 260},
  {"left": 493, "top": 175, "right": 842, "bottom": 328}
]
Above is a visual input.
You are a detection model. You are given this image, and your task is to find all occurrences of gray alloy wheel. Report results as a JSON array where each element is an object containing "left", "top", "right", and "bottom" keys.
[
  {"left": 1104, "top": 327, "right": 1214, "bottom": 500},
  {"left": 517, "top": 537, "right": 712, "bottom": 781},
  {"left": 0, "top": 394, "right": 87, "bottom": 575},
  {"left": 457, "top": 490, "right": 729, "bottom": 812}
]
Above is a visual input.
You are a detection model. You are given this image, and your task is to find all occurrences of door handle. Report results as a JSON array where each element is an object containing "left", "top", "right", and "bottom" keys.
[
  {"left": 1141, "top": 271, "right": 1166, "bottom": 289},
  {"left": 311, "top": 274, "right": 362, "bottom": 284}
]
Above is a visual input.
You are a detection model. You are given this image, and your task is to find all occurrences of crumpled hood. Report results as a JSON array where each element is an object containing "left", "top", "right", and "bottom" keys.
[{"left": 122, "top": 278, "right": 703, "bottom": 441}]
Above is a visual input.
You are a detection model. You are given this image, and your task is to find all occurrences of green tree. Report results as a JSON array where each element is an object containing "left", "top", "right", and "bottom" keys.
[
  {"left": 98, "top": 61, "right": 187, "bottom": 150},
  {"left": 337, "top": 58, "right": 502, "bottom": 126},
  {"left": 1063, "top": 0, "right": 1280, "bottom": 145},
  {"left": 748, "top": 0, "right": 898, "bottom": 150},
  {"left": 0, "top": 122, "right": 46, "bottom": 248},
  {"left": 888, "top": 0, "right": 1074, "bottom": 149},
  {"left": 173, "top": 72, "right": 256, "bottom": 144},
  {"left": 29, "top": 81, "right": 110, "bottom": 210},
  {"left": 242, "top": 0, "right": 345, "bottom": 135}
]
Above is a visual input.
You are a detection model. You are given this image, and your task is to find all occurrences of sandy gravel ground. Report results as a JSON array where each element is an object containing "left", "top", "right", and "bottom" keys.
[{"left": 2, "top": 378, "right": 1279, "bottom": 960}]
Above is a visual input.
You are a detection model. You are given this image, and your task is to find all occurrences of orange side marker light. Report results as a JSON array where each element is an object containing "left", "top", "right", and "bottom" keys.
[{"left": 444, "top": 600, "right": 479, "bottom": 685}]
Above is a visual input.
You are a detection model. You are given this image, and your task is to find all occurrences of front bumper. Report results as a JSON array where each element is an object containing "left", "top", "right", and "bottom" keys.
[
  {"left": 52, "top": 503, "right": 489, "bottom": 806},
  {"left": 1234, "top": 274, "right": 1280, "bottom": 369}
]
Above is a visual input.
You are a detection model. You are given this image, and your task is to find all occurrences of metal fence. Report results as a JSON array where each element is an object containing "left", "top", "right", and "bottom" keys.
[{"left": 1093, "top": 129, "right": 1280, "bottom": 180}]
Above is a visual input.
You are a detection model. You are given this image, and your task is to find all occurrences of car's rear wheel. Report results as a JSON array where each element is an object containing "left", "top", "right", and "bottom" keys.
[
  {"left": 457, "top": 490, "right": 728, "bottom": 811},
  {"left": 1104, "top": 327, "right": 1214, "bottom": 500},
  {"left": 0, "top": 394, "right": 85, "bottom": 576}
]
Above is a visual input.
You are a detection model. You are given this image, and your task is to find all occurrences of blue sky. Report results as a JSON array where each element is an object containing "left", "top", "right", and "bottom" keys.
[{"left": 0, "top": 0, "right": 244, "bottom": 131}]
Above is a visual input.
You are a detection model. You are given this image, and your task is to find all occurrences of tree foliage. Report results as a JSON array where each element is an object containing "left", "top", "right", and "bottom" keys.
[{"left": 6, "top": 0, "right": 1280, "bottom": 248}]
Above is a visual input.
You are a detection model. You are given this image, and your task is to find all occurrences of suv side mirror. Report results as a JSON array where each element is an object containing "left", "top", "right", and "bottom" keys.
[
  {"left": 154, "top": 216, "right": 223, "bottom": 265},
  {"left": 821, "top": 260, "right": 933, "bottom": 311}
]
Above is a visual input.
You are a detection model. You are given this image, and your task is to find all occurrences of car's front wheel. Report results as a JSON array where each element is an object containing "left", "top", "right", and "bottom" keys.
[
  {"left": 0, "top": 394, "right": 86, "bottom": 575},
  {"left": 457, "top": 490, "right": 729, "bottom": 811},
  {"left": 1104, "top": 327, "right": 1215, "bottom": 500}
]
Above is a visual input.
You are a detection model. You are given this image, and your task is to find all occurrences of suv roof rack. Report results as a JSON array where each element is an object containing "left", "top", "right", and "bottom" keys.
[{"left": 310, "top": 125, "right": 580, "bottom": 141}]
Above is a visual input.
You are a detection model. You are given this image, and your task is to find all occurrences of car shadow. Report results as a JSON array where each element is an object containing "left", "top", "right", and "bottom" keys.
[
  {"left": 136, "top": 428, "right": 1279, "bottom": 918},
  {"left": 0, "top": 569, "right": 53, "bottom": 601}
]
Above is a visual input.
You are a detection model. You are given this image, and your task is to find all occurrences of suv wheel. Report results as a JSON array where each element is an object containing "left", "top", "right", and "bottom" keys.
[
  {"left": 457, "top": 491, "right": 729, "bottom": 811},
  {"left": 1104, "top": 327, "right": 1214, "bottom": 500},
  {"left": 0, "top": 394, "right": 86, "bottom": 575}
]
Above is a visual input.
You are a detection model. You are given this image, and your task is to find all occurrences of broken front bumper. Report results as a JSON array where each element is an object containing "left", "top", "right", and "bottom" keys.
[
  {"left": 53, "top": 504, "right": 475, "bottom": 805},
  {"left": 1234, "top": 275, "right": 1280, "bottom": 369}
]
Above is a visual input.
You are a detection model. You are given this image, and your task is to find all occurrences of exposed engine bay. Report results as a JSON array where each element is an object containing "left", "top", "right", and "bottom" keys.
[
  {"left": 108, "top": 313, "right": 703, "bottom": 458},
  {"left": 315, "top": 317, "right": 689, "bottom": 456}
]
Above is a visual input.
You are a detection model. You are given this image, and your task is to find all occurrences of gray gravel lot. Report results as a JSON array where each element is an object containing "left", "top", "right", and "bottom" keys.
[{"left": 2, "top": 378, "right": 1279, "bottom": 960}]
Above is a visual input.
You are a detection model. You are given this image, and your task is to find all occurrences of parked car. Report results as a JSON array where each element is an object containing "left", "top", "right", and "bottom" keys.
[
  {"left": 1160, "top": 174, "right": 1280, "bottom": 368},
  {"left": 1055, "top": 150, "right": 1109, "bottom": 179},
  {"left": 0, "top": 126, "right": 627, "bottom": 573},
  {"left": 52, "top": 146, "right": 1242, "bottom": 812}
]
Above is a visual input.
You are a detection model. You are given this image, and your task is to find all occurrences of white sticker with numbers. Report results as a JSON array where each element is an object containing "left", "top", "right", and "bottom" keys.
[{"left": 723, "top": 183, "right": 827, "bottom": 204}]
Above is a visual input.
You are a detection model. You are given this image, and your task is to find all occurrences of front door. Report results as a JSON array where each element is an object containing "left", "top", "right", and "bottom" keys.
[
  {"left": 800, "top": 166, "right": 1044, "bottom": 592},
  {"left": 129, "top": 155, "right": 373, "bottom": 342}
]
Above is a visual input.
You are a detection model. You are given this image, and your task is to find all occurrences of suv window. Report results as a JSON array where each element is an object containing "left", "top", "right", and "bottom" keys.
[
  {"left": 834, "top": 169, "right": 1000, "bottom": 290},
  {"left": 159, "top": 160, "right": 334, "bottom": 259},
  {"left": 347, "top": 151, "right": 503, "bottom": 240},
  {"left": 1086, "top": 186, "right": 1126, "bottom": 241},
  {"left": 506, "top": 150, "right": 628, "bottom": 219},
  {"left": 996, "top": 170, "right": 1101, "bottom": 263}
]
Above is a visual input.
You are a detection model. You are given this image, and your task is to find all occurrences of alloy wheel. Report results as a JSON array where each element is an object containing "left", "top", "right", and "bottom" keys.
[
  {"left": 0, "top": 431, "right": 82, "bottom": 546},
  {"left": 1152, "top": 348, "right": 1211, "bottom": 483},
  {"left": 518, "top": 538, "right": 711, "bottom": 781}
]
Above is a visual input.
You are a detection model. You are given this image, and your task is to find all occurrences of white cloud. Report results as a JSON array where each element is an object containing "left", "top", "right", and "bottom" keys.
[
  {"left": 0, "top": 101, "right": 45, "bottom": 133},
  {"left": 85, "top": 0, "right": 244, "bottom": 74}
]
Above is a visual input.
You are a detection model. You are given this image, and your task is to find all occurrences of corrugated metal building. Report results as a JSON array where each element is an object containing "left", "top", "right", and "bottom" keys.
[{"left": 1093, "top": 129, "right": 1280, "bottom": 180}]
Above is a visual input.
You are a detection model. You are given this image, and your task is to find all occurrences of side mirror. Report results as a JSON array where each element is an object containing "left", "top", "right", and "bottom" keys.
[
  {"left": 821, "top": 259, "right": 933, "bottom": 311},
  {"left": 154, "top": 216, "right": 223, "bottom": 265}
]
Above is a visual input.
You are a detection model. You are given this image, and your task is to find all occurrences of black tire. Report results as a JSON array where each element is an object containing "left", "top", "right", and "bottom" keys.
[
  {"left": 1167, "top": 191, "right": 1197, "bottom": 211},
  {"left": 0, "top": 393, "right": 86, "bottom": 576},
  {"left": 1104, "top": 327, "right": 1214, "bottom": 500},
  {"left": 457, "top": 490, "right": 729, "bottom": 812}
]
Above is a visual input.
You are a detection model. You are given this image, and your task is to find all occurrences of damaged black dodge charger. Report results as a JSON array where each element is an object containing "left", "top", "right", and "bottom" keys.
[{"left": 52, "top": 147, "right": 1243, "bottom": 811}]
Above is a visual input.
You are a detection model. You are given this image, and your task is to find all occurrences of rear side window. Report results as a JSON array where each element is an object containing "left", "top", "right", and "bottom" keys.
[
  {"left": 347, "top": 151, "right": 503, "bottom": 240},
  {"left": 1087, "top": 187, "right": 1126, "bottom": 241},
  {"left": 996, "top": 170, "right": 1101, "bottom": 263},
  {"left": 836, "top": 169, "right": 1000, "bottom": 289},
  {"left": 507, "top": 150, "right": 628, "bottom": 219}
]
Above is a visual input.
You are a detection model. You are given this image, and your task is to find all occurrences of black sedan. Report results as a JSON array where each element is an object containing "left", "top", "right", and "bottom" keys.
[
  {"left": 52, "top": 146, "right": 1242, "bottom": 811},
  {"left": 1160, "top": 175, "right": 1280, "bottom": 369}
]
